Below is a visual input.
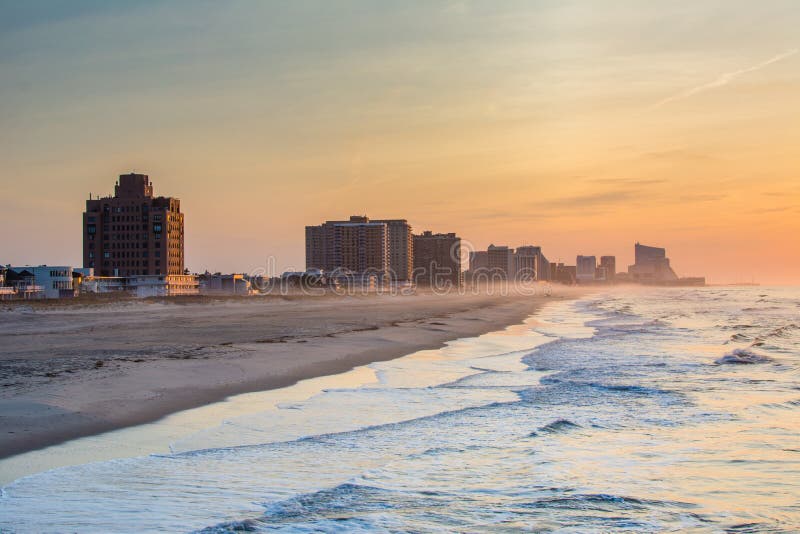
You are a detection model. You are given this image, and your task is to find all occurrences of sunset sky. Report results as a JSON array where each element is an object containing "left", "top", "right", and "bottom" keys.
[{"left": 1, "top": 1, "right": 798, "bottom": 283}]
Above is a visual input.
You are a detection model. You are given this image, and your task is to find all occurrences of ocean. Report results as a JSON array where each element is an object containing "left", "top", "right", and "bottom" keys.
[{"left": 1, "top": 287, "right": 798, "bottom": 532}]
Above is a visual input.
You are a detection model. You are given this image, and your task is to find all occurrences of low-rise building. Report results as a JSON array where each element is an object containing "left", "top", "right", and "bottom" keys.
[
  {"left": 199, "top": 273, "right": 252, "bottom": 295},
  {"left": 80, "top": 276, "right": 129, "bottom": 294},
  {"left": 8, "top": 266, "right": 76, "bottom": 298},
  {"left": 128, "top": 274, "right": 199, "bottom": 298},
  {"left": 4, "top": 268, "right": 45, "bottom": 299},
  {"left": 0, "top": 267, "right": 15, "bottom": 300},
  {"left": 551, "top": 263, "right": 577, "bottom": 285}
]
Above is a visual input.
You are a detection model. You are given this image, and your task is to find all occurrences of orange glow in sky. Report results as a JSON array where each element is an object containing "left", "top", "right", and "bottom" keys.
[{"left": 1, "top": 2, "right": 798, "bottom": 283}]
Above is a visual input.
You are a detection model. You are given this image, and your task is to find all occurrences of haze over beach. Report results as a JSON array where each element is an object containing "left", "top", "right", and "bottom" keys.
[
  {"left": 1, "top": 1, "right": 799, "bottom": 284},
  {"left": 1, "top": 2, "right": 800, "bottom": 533}
]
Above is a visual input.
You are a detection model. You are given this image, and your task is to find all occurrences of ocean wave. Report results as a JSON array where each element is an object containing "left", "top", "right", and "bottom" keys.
[
  {"left": 529, "top": 419, "right": 581, "bottom": 437},
  {"left": 523, "top": 493, "right": 697, "bottom": 511},
  {"left": 766, "top": 324, "right": 799, "bottom": 338},
  {"left": 715, "top": 349, "right": 772, "bottom": 365},
  {"left": 538, "top": 376, "right": 672, "bottom": 397},
  {"left": 728, "top": 333, "right": 752, "bottom": 343},
  {"left": 197, "top": 518, "right": 262, "bottom": 533}
]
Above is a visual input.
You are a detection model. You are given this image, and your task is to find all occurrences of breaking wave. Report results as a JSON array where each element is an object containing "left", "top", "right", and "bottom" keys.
[{"left": 716, "top": 348, "right": 772, "bottom": 365}]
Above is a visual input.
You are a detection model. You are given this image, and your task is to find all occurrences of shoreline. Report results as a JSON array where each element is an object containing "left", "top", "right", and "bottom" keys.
[{"left": 0, "top": 290, "right": 581, "bottom": 461}]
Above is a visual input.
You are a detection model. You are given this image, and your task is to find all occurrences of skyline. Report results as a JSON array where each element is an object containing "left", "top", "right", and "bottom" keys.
[{"left": 2, "top": 1, "right": 799, "bottom": 284}]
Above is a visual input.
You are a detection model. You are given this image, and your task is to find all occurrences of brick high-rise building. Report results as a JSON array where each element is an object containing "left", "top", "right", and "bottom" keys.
[
  {"left": 83, "top": 173, "right": 185, "bottom": 277},
  {"left": 413, "top": 231, "right": 461, "bottom": 287},
  {"left": 305, "top": 215, "right": 412, "bottom": 281}
]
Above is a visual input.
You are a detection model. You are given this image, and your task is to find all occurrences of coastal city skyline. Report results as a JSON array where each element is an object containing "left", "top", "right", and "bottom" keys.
[
  {"left": 2, "top": 2, "right": 799, "bottom": 284},
  {"left": 4, "top": 168, "right": 730, "bottom": 286},
  {"left": 3, "top": 3, "right": 799, "bottom": 532},
  {"left": 0, "top": 171, "right": 703, "bottom": 300}
]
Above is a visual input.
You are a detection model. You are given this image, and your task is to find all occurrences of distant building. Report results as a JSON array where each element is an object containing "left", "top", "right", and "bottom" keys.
[
  {"left": 467, "top": 244, "right": 550, "bottom": 282},
  {"left": 513, "top": 246, "right": 551, "bottom": 281},
  {"left": 4, "top": 268, "right": 45, "bottom": 299},
  {"left": 513, "top": 246, "right": 539, "bottom": 281},
  {"left": 487, "top": 245, "right": 514, "bottom": 278},
  {"left": 199, "top": 273, "right": 252, "bottom": 295},
  {"left": 0, "top": 267, "right": 16, "bottom": 300},
  {"left": 576, "top": 255, "right": 597, "bottom": 283},
  {"left": 381, "top": 219, "right": 414, "bottom": 282},
  {"left": 8, "top": 266, "right": 75, "bottom": 299},
  {"left": 128, "top": 274, "right": 199, "bottom": 298},
  {"left": 628, "top": 243, "right": 678, "bottom": 283},
  {"left": 551, "top": 263, "right": 577, "bottom": 285},
  {"left": 305, "top": 215, "right": 412, "bottom": 281},
  {"left": 600, "top": 256, "right": 616, "bottom": 282},
  {"left": 413, "top": 231, "right": 461, "bottom": 287},
  {"left": 83, "top": 173, "right": 185, "bottom": 277},
  {"left": 81, "top": 276, "right": 128, "bottom": 294},
  {"left": 337, "top": 219, "right": 389, "bottom": 278},
  {"left": 627, "top": 243, "right": 704, "bottom": 286},
  {"left": 468, "top": 250, "right": 488, "bottom": 271}
]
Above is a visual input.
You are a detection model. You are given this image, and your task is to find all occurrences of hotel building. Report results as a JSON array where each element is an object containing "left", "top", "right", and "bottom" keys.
[
  {"left": 628, "top": 243, "right": 678, "bottom": 283},
  {"left": 305, "top": 215, "right": 412, "bottom": 281},
  {"left": 83, "top": 173, "right": 185, "bottom": 277},
  {"left": 576, "top": 255, "right": 597, "bottom": 283},
  {"left": 413, "top": 231, "right": 461, "bottom": 287},
  {"left": 600, "top": 255, "right": 616, "bottom": 282}
]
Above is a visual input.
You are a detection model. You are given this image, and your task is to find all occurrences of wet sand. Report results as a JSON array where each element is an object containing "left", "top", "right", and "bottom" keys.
[{"left": 0, "top": 291, "right": 574, "bottom": 459}]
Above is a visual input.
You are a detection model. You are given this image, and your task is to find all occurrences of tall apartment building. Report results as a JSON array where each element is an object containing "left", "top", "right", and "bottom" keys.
[
  {"left": 628, "top": 243, "right": 678, "bottom": 282},
  {"left": 468, "top": 250, "right": 488, "bottom": 271},
  {"left": 336, "top": 220, "right": 389, "bottom": 276},
  {"left": 469, "top": 244, "right": 550, "bottom": 281},
  {"left": 305, "top": 215, "right": 412, "bottom": 281},
  {"left": 83, "top": 173, "right": 185, "bottom": 277},
  {"left": 381, "top": 219, "right": 413, "bottom": 282},
  {"left": 514, "top": 246, "right": 551, "bottom": 281},
  {"left": 413, "top": 231, "right": 461, "bottom": 287},
  {"left": 576, "top": 255, "right": 597, "bottom": 283},
  {"left": 600, "top": 256, "right": 616, "bottom": 282},
  {"left": 487, "top": 245, "right": 514, "bottom": 277}
]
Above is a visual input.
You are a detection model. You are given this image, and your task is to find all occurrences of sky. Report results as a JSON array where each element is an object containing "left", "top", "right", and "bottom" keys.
[{"left": 1, "top": 1, "right": 798, "bottom": 284}]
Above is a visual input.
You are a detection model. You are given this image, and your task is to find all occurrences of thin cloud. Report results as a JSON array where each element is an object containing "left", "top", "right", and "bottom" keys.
[
  {"left": 589, "top": 177, "right": 666, "bottom": 186},
  {"left": 652, "top": 48, "right": 799, "bottom": 109},
  {"left": 531, "top": 190, "right": 638, "bottom": 210}
]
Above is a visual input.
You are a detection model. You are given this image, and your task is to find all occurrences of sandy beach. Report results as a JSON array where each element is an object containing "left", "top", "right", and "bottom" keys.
[{"left": 0, "top": 290, "right": 573, "bottom": 459}]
